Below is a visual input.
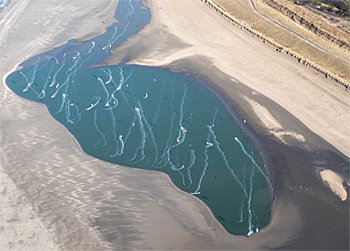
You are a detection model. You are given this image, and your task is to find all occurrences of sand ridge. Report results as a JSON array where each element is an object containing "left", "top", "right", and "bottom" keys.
[
  {"left": 320, "top": 169, "right": 349, "bottom": 201},
  {"left": 244, "top": 96, "right": 306, "bottom": 143}
]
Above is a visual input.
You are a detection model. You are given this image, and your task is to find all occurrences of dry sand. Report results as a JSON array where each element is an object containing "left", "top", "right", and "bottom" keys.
[
  {"left": 320, "top": 169, "right": 349, "bottom": 201},
  {"left": 244, "top": 96, "right": 306, "bottom": 144},
  {"left": 1, "top": 0, "right": 349, "bottom": 250}
]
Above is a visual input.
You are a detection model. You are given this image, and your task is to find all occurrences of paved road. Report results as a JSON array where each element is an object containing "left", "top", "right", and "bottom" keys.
[{"left": 249, "top": 0, "right": 350, "bottom": 62}]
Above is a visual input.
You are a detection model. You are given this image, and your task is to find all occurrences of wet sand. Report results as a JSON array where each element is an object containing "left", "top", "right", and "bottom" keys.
[{"left": 0, "top": 0, "right": 349, "bottom": 250}]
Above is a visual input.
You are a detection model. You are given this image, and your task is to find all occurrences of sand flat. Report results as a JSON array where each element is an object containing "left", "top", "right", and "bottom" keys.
[
  {"left": 128, "top": 0, "right": 349, "bottom": 158},
  {"left": 1, "top": 0, "right": 349, "bottom": 250}
]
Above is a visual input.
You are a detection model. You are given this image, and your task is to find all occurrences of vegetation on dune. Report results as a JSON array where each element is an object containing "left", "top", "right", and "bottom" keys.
[
  {"left": 300, "top": 0, "right": 350, "bottom": 18},
  {"left": 206, "top": 0, "right": 349, "bottom": 87}
]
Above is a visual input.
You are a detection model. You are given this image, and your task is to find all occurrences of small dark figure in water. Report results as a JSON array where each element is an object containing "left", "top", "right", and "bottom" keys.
[{"left": 218, "top": 216, "right": 227, "bottom": 222}]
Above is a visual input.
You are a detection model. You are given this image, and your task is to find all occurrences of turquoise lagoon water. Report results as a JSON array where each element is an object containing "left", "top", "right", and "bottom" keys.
[{"left": 6, "top": 0, "right": 272, "bottom": 236}]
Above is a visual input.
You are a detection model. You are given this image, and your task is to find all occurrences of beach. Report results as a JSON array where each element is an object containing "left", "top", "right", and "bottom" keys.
[{"left": 0, "top": 0, "right": 349, "bottom": 250}]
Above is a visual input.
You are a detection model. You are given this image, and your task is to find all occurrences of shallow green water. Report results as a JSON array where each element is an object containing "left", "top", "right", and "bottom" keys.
[{"left": 5, "top": 0, "right": 271, "bottom": 236}]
